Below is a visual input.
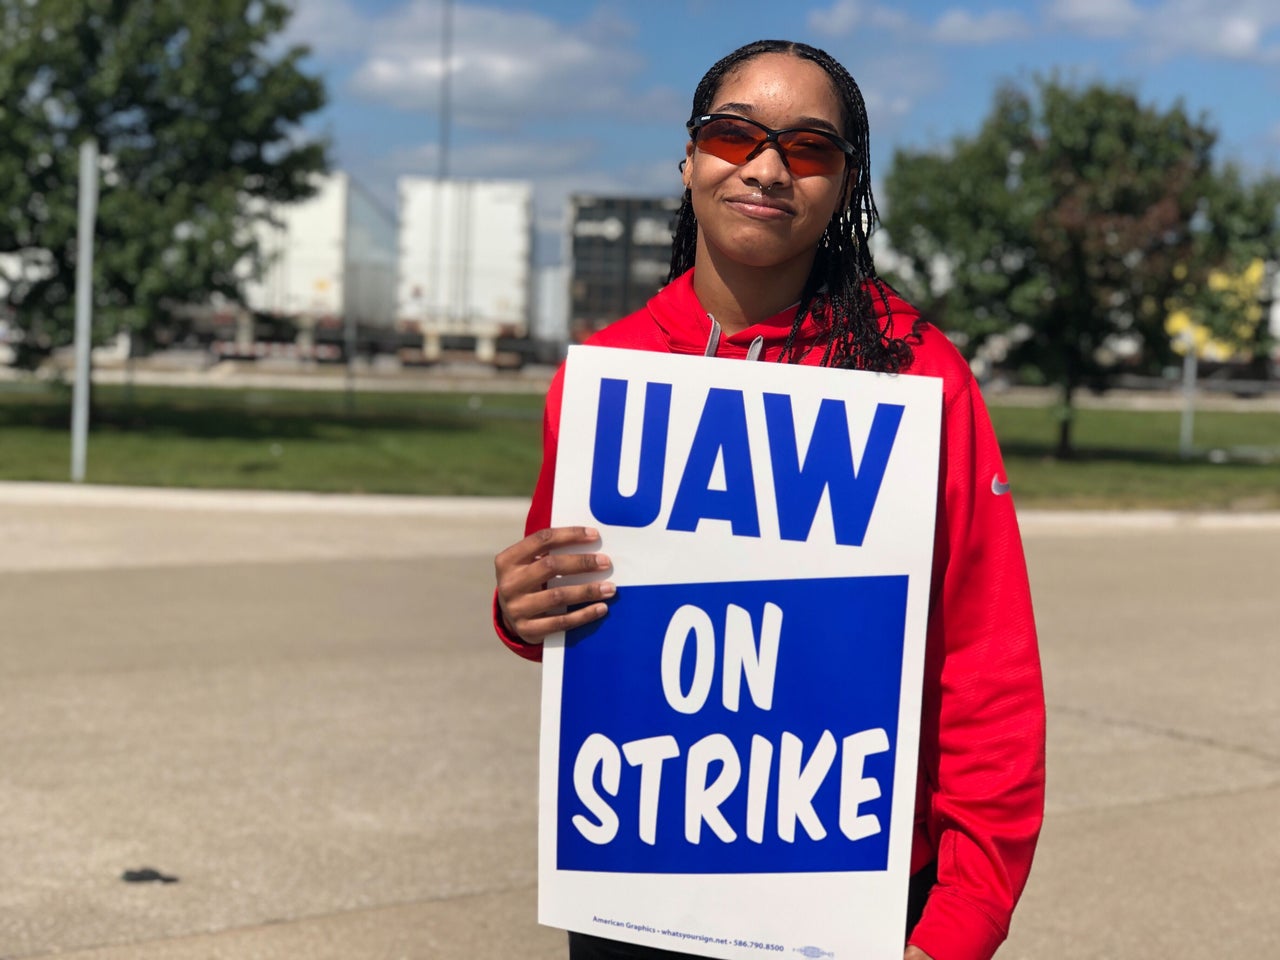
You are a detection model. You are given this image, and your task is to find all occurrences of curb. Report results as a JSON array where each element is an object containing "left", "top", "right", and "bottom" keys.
[
  {"left": 0, "top": 481, "right": 529, "bottom": 517},
  {"left": 2, "top": 481, "right": 1278, "bottom": 529}
]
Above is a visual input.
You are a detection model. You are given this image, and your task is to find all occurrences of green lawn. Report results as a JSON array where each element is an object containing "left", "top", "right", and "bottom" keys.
[
  {"left": 0, "top": 383, "right": 546, "bottom": 496},
  {"left": 989, "top": 405, "right": 1280, "bottom": 510},
  {"left": 2, "top": 381, "right": 1278, "bottom": 509}
]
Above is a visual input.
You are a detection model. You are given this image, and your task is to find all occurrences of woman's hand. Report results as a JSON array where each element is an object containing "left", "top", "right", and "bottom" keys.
[
  {"left": 495, "top": 526, "right": 614, "bottom": 644},
  {"left": 903, "top": 946, "right": 933, "bottom": 960}
]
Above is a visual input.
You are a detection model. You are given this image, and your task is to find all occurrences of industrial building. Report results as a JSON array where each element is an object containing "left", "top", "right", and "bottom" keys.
[{"left": 568, "top": 194, "right": 681, "bottom": 341}]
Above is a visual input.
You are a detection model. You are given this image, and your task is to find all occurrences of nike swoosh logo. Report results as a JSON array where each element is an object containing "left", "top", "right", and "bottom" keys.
[{"left": 992, "top": 474, "right": 1011, "bottom": 496}]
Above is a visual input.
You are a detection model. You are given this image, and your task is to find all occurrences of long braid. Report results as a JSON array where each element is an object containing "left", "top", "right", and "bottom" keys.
[
  {"left": 667, "top": 40, "right": 915, "bottom": 374},
  {"left": 669, "top": 197, "right": 699, "bottom": 283}
]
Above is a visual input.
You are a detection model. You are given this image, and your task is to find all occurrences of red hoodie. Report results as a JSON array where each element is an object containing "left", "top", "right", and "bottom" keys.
[{"left": 494, "top": 269, "right": 1045, "bottom": 960}]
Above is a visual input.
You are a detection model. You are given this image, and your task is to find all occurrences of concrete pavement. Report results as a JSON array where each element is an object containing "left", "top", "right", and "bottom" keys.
[{"left": 0, "top": 483, "right": 1277, "bottom": 959}]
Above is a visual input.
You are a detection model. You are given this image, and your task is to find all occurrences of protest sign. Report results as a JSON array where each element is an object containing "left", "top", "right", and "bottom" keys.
[{"left": 540, "top": 345, "right": 941, "bottom": 959}]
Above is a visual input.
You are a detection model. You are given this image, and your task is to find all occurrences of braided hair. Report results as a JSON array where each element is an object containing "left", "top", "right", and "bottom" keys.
[{"left": 668, "top": 39, "right": 915, "bottom": 373}]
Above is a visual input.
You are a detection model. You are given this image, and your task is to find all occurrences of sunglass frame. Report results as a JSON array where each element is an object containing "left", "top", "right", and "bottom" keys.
[{"left": 685, "top": 113, "right": 856, "bottom": 176}]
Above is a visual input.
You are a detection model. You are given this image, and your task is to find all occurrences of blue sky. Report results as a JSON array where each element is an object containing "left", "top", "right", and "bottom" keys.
[{"left": 283, "top": 0, "right": 1280, "bottom": 261}]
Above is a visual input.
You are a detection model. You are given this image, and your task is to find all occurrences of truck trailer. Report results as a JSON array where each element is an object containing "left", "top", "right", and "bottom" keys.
[
  {"left": 241, "top": 172, "right": 398, "bottom": 360},
  {"left": 397, "top": 177, "right": 533, "bottom": 365}
]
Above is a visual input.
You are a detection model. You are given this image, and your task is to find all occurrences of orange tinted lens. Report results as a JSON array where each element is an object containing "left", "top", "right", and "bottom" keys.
[
  {"left": 776, "top": 130, "right": 846, "bottom": 176},
  {"left": 696, "top": 119, "right": 846, "bottom": 177},
  {"left": 695, "top": 118, "right": 767, "bottom": 165}
]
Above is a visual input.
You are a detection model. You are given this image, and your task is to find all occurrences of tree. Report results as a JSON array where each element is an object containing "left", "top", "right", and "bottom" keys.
[
  {"left": 881, "top": 78, "right": 1218, "bottom": 457},
  {"left": 0, "top": 0, "right": 327, "bottom": 363},
  {"left": 1171, "top": 164, "right": 1280, "bottom": 375}
]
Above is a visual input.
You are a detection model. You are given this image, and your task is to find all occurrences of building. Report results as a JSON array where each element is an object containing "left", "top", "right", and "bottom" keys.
[{"left": 568, "top": 194, "right": 681, "bottom": 341}]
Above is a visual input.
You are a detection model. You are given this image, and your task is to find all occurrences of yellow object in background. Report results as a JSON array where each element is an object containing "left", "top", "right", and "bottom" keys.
[{"left": 1166, "top": 259, "right": 1267, "bottom": 360}]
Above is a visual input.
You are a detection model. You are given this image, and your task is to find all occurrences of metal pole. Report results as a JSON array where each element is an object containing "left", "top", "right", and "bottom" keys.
[
  {"left": 1178, "top": 329, "right": 1198, "bottom": 459},
  {"left": 71, "top": 139, "right": 99, "bottom": 483},
  {"left": 425, "top": 0, "right": 453, "bottom": 359},
  {"left": 439, "top": 0, "right": 452, "bottom": 180},
  {"left": 343, "top": 181, "right": 356, "bottom": 414}
]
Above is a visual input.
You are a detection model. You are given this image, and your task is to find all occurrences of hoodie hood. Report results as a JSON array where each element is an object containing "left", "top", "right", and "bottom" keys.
[{"left": 646, "top": 268, "right": 917, "bottom": 363}]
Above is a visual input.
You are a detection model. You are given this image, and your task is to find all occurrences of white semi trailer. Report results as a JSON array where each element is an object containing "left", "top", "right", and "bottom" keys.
[
  {"left": 243, "top": 172, "right": 398, "bottom": 358},
  {"left": 397, "top": 177, "right": 533, "bottom": 365}
]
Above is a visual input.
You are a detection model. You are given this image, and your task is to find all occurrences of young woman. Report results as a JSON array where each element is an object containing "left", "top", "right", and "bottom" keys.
[{"left": 493, "top": 39, "right": 1045, "bottom": 960}]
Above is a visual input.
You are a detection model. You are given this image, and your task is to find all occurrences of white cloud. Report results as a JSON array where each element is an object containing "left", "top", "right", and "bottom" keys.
[
  {"left": 283, "top": 0, "right": 372, "bottom": 57},
  {"left": 862, "top": 89, "right": 915, "bottom": 121},
  {"left": 351, "top": 3, "right": 649, "bottom": 121},
  {"left": 1216, "top": 15, "right": 1264, "bottom": 56},
  {"left": 811, "top": 2, "right": 1031, "bottom": 46},
  {"left": 811, "top": 0, "right": 1271, "bottom": 60},
  {"left": 1046, "top": 0, "right": 1143, "bottom": 38},
  {"left": 854, "top": 49, "right": 945, "bottom": 121},
  {"left": 808, "top": 0, "right": 912, "bottom": 37},
  {"left": 931, "top": 9, "right": 1031, "bottom": 45},
  {"left": 868, "top": 7, "right": 914, "bottom": 32},
  {"left": 808, "top": 0, "right": 866, "bottom": 36},
  {"left": 1049, "top": 0, "right": 1280, "bottom": 62},
  {"left": 289, "top": 1, "right": 681, "bottom": 126},
  {"left": 1151, "top": 2, "right": 1280, "bottom": 61}
]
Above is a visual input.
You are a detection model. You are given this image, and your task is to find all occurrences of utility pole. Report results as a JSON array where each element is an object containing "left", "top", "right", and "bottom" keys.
[
  {"left": 71, "top": 139, "right": 99, "bottom": 483},
  {"left": 426, "top": 0, "right": 454, "bottom": 361},
  {"left": 1179, "top": 328, "right": 1199, "bottom": 459},
  {"left": 439, "top": 0, "right": 453, "bottom": 180}
]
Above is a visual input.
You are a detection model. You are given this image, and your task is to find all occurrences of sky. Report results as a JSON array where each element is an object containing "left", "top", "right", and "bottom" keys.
[{"left": 282, "top": 0, "right": 1280, "bottom": 264}]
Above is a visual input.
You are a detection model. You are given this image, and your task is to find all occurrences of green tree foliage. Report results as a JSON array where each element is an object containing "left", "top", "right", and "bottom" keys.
[
  {"left": 882, "top": 78, "right": 1227, "bottom": 456},
  {"left": 1193, "top": 164, "right": 1280, "bottom": 276},
  {"left": 0, "top": 0, "right": 327, "bottom": 361},
  {"left": 1174, "top": 165, "right": 1280, "bottom": 372}
]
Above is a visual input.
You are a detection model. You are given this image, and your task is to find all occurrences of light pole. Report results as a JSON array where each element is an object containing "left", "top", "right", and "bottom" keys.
[
  {"left": 1178, "top": 327, "right": 1199, "bottom": 459},
  {"left": 439, "top": 0, "right": 453, "bottom": 180},
  {"left": 71, "top": 139, "right": 99, "bottom": 483},
  {"left": 426, "top": 0, "right": 454, "bottom": 360}
]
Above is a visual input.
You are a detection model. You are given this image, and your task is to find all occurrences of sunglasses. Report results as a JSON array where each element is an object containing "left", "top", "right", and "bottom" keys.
[{"left": 686, "top": 113, "right": 855, "bottom": 178}]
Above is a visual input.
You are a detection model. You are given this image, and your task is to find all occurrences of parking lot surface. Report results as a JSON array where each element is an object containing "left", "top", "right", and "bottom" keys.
[{"left": 1, "top": 483, "right": 1276, "bottom": 959}]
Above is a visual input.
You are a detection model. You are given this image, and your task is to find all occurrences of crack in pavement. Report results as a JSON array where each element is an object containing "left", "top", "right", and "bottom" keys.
[
  {"left": 1049, "top": 701, "right": 1280, "bottom": 767},
  {"left": 6, "top": 882, "right": 539, "bottom": 959}
]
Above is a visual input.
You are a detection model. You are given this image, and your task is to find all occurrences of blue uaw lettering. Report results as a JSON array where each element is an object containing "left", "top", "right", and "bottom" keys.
[
  {"left": 586, "top": 378, "right": 905, "bottom": 546},
  {"left": 569, "top": 600, "right": 891, "bottom": 848},
  {"left": 762, "top": 394, "right": 904, "bottom": 546},
  {"left": 668, "top": 388, "right": 760, "bottom": 537},
  {"left": 590, "top": 378, "right": 672, "bottom": 527}
]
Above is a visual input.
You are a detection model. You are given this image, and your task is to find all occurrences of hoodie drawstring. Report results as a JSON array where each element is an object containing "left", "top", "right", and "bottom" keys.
[
  {"left": 703, "top": 316, "right": 721, "bottom": 357},
  {"left": 704, "top": 314, "right": 765, "bottom": 361}
]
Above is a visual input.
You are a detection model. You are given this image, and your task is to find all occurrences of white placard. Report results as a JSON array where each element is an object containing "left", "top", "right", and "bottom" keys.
[{"left": 540, "top": 345, "right": 942, "bottom": 959}]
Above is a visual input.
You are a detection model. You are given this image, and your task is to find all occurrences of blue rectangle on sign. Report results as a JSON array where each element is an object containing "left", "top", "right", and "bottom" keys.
[{"left": 557, "top": 576, "right": 907, "bottom": 874}]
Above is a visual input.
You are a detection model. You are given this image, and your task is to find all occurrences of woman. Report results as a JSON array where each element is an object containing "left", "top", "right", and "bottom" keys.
[{"left": 493, "top": 39, "right": 1044, "bottom": 960}]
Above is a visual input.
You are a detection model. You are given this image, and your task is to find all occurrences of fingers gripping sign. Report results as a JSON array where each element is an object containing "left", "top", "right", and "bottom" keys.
[{"left": 495, "top": 526, "right": 616, "bottom": 644}]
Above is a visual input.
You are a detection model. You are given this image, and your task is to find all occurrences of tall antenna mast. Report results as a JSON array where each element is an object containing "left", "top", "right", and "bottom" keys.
[
  {"left": 438, "top": 0, "right": 453, "bottom": 179},
  {"left": 426, "top": 0, "right": 455, "bottom": 346}
]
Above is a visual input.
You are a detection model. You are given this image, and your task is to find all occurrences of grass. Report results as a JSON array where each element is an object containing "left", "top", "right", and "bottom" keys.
[
  {"left": 2, "top": 380, "right": 1278, "bottom": 509},
  {"left": 989, "top": 405, "right": 1280, "bottom": 510},
  {"left": 0, "top": 382, "right": 546, "bottom": 496}
]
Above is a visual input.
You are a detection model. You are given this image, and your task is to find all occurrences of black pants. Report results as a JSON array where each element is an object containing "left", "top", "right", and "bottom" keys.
[{"left": 567, "top": 861, "right": 938, "bottom": 959}]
